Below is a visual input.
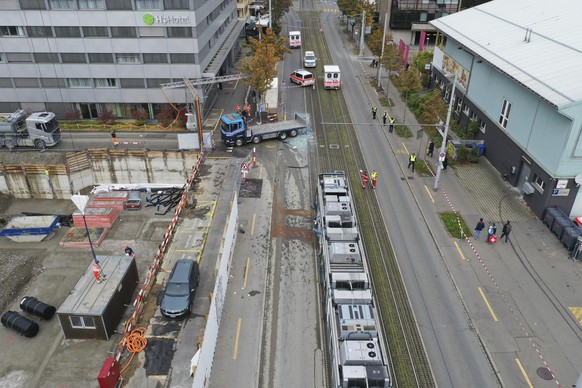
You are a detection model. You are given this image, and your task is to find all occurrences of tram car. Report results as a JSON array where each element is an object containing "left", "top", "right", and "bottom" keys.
[
  {"left": 323, "top": 65, "right": 341, "bottom": 89},
  {"left": 315, "top": 172, "right": 391, "bottom": 388}
]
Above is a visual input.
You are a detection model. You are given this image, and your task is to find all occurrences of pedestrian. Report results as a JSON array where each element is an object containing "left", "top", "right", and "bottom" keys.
[
  {"left": 371, "top": 170, "right": 378, "bottom": 189},
  {"left": 442, "top": 156, "right": 448, "bottom": 170},
  {"left": 361, "top": 171, "right": 369, "bottom": 189},
  {"left": 382, "top": 112, "right": 388, "bottom": 126},
  {"left": 372, "top": 106, "right": 377, "bottom": 120},
  {"left": 487, "top": 222, "right": 497, "bottom": 244},
  {"left": 370, "top": 59, "right": 375, "bottom": 68},
  {"left": 427, "top": 140, "right": 435, "bottom": 157},
  {"left": 474, "top": 218, "right": 485, "bottom": 240},
  {"left": 236, "top": 104, "right": 241, "bottom": 113},
  {"left": 408, "top": 153, "right": 417, "bottom": 172},
  {"left": 500, "top": 220, "right": 512, "bottom": 243},
  {"left": 111, "top": 131, "right": 117, "bottom": 146},
  {"left": 124, "top": 245, "right": 134, "bottom": 256},
  {"left": 389, "top": 117, "right": 395, "bottom": 133}
]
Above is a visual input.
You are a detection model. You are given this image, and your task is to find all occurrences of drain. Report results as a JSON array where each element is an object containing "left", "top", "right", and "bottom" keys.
[{"left": 536, "top": 367, "right": 554, "bottom": 381}]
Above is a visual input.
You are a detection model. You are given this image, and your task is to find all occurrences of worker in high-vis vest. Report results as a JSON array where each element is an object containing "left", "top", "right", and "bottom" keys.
[
  {"left": 382, "top": 112, "right": 388, "bottom": 125},
  {"left": 408, "top": 153, "right": 417, "bottom": 172},
  {"left": 389, "top": 117, "right": 395, "bottom": 133},
  {"left": 371, "top": 170, "right": 378, "bottom": 189},
  {"left": 372, "top": 106, "right": 377, "bottom": 119}
]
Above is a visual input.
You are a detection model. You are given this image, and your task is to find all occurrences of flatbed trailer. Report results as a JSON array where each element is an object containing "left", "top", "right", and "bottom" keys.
[{"left": 220, "top": 113, "right": 306, "bottom": 146}]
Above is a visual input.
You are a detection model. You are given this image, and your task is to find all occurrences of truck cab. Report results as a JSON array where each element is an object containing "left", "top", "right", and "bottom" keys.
[{"left": 220, "top": 113, "right": 248, "bottom": 146}]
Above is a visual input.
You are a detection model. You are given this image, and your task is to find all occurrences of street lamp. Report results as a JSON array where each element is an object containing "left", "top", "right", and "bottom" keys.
[
  {"left": 71, "top": 193, "right": 99, "bottom": 265},
  {"left": 433, "top": 73, "right": 456, "bottom": 191}
]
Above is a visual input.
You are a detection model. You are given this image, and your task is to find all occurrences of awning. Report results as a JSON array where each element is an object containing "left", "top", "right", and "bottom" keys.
[{"left": 411, "top": 23, "right": 438, "bottom": 32}]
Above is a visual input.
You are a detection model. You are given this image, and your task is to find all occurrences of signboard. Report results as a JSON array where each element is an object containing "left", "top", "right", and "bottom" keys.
[
  {"left": 439, "top": 152, "right": 446, "bottom": 162},
  {"left": 416, "top": 129, "right": 424, "bottom": 140},
  {"left": 556, "top": 179, "right": 568, "bottom": 189},
  {"left": 552, "top": 188, "right": 570, "bottom": 197},
  {"left": 241, "top": 163, "right": 249, "bottom": 173},
  {"left": 143, "top": 13, "right": 191, "bottom": 25}
]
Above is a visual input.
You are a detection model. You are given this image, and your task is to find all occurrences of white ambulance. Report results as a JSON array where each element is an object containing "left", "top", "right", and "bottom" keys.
[
  {"left": 289, "top": 31, "right": 301, "bottom": 48},
  {"left": 323, "top": 65, "right": 341, "bottom": 89}
]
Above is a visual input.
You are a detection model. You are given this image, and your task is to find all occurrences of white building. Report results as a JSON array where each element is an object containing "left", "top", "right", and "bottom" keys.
[{"left": 0, "top": 0, "right": 244, "bottom": 119}]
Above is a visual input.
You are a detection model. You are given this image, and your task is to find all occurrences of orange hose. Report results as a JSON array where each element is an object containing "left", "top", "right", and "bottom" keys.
[{"left": 119, "top": 327, "right": 148, "bottom": 374}]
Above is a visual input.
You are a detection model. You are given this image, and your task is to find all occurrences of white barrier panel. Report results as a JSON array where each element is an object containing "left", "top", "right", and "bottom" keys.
[{"left": 192, "top": 192, "right": 239, "bottom": 387}]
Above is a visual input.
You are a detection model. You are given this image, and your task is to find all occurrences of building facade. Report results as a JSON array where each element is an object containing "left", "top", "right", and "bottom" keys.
[
  {"left": 0, "top": 0, "right": 244, "bottom": 119},
  {"left": 430, "top": 0, "right": 582, "bottom": 219}
]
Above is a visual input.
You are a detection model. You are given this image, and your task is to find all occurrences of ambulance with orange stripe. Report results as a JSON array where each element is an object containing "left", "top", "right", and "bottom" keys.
[{"left": 290, "top": 69, "right": 315, "bottom": 87}]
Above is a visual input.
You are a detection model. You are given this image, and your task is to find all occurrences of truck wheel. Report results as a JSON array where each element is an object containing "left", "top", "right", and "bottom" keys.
[
  {"left": 5, "top": 138, "right": 16, "bottom": 150},
  {"left": 278, "top": 132, "right": 287, "bottom": 140},
  {"left": 235, "top": 138, "right": 244, "bottom": 146},
  {"left": 289, "top": 130, "right": 298, "bottom": 137},
  {"left": 34, "top": 139, "right": 46, "bottom": 149},
  {"left": 252, "top": 136, "right": 261, "bottom": 144}
]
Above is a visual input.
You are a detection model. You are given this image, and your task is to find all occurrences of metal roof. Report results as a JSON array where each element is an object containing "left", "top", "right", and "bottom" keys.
[{"left": 430, "top": 0, "right": 582, "bottom": 108}]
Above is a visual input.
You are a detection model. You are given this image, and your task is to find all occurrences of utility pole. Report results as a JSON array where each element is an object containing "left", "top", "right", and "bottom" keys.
[
  {"left": 359, "top": 11, "right": 365, "bottom": 56},
  {"left": 268, "top": 0, "right": 272, "bottom": 29},
  {"left": 433, "top": 74, "right": 456, "bottom": 191},
  {"left": 377, "top": 13, "right": 388, "bottom": 84}
]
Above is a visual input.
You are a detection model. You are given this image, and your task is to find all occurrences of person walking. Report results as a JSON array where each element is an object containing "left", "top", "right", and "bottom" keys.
[
  {"left": 443, "top": 156, "right": 448, "bottom": 170},
  {"left": 487, "top": 222, "right": 497, "bottom": 244},
  {"left": 427, "top": 140, "right": 435, "bottom": 157},
  {"left": 111, "top": 131, "right": 117, "bottom": 147},
  {"left": 474, "top": 218, "right": 485, "bottom": 240},
  {"left": 408, "top": 153, "right": 417, "bottom": 172},
  {"left": 371, "top": 170, "right": 378, "bottom": 189},
  {"left": 500, "top": 220, "right": 512, "bottom": 243},
  {"left": 361, "top": 171, "right": 369, "bottom": 189},
  {"left": 389, "top": 117, "right": 395, "bottom": 133},
  {"left": 382, "top": 112, "right": 388, "bottom": 126},
  {"left": 372, "top": 106, "right": 377, "bottom": 120},
  {"left": 124, "top": 245, "right": 134, "bottom": 256}
]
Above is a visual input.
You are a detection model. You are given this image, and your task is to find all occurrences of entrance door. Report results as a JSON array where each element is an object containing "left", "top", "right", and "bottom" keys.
[{"left": 517, "top": 162, "right": 531, "bottom": 193}]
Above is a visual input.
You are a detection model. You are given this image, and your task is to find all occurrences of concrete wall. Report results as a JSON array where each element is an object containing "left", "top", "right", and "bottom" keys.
[{"left": 0, "top": 150, "right": 199, "bottom": 199}]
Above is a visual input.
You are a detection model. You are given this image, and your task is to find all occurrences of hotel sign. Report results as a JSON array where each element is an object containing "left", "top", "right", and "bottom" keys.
[{"left": 143, "top": 13, "right": 191, "bottom": 25}]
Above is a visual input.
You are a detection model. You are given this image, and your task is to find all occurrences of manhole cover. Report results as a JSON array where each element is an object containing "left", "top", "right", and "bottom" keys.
[
  {"left": 239, "top": 178, "right": 263, "bottom": 198},
  {"left": 329, "top": 144, "right": 339, "bottom": 149},
  {"left": 536, "top": 367, "right": 554, "bottom": 380},
  {"left": 248, "top": 290, "right": 261, "bottom": 296}
]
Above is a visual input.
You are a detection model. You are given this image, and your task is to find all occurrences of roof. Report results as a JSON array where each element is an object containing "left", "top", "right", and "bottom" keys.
[
  {"left": 324, "top": 65, "right": 340, "bottom": 72},
  {"left": 430, "top": 0, "right": 582, "bottom": 108}
]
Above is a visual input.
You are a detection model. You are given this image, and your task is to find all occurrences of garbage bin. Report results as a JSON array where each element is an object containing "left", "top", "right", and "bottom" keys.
[
  {"left": 544, "top": 207, "right": 567, "bottom": 229},
  {"left": 551, "top": 215, "right": 574, "bottom": 239},
  {"left": 561, "top": 226, "right": 582, "bottom": 251},
  {"left": 571, "top": 236, "right": 582, "bottom": 261},
  {"left": 477, "top": 143, "right": 486, "bottom": 156}
]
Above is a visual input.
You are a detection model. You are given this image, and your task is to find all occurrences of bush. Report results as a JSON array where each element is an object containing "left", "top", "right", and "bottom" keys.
[
  {"left": 98, "top": 109, "right": 117, "bottom": 125},
  {"left": 440, "top": 211, "right": 472, "bottom": 239},
  {"left": 132, "top": 108, "right": 149, "bottom": 126},
  {"left": 64, "top": 110, "right": 81, "bottom": 120},
  {"left": 156, "top": 105, "right": 175, "bottom": 127}
]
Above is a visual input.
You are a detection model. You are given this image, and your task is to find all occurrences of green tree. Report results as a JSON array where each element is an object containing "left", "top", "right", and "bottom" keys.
[
  {"left": 367, "top": 27, "right": 393, "bottom": 57},
  {"left": 381, "top": 43, "right": 403, "bottom": 76},
  {"left": 271, "top": 0, "right": 293, "bottom": 34},
  {"left": 337, "top": 0, "right": 375, "bottom": 26},
  {"left": 417, "top": 90, "right": 448, "bottom": 140}
]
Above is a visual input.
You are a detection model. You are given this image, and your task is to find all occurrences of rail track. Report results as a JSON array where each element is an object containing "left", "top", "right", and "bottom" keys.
[{"left": 296, "top": 4, "right": 436, "bottom": 387}]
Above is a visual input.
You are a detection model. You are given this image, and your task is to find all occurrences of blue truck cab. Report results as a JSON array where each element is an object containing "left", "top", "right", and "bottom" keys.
[{"left": 220, "top": 113, "right": 247, "bottom": 146}]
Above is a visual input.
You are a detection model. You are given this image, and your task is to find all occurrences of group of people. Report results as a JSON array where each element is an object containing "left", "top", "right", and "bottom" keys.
[
  {"left": 371, "top": 106, "right": 395, "bottom": 131},
  {"left": 361, "top": 170, "right": 378, "bottom": 189},
  {"left": 474, "top": 218, "right": 512, "bottom": 243}
]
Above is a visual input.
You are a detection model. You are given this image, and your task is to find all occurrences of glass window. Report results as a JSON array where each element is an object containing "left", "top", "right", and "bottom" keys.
[
  {"left": 68, "top": 78, "right": 92, "bottom": 88},
  {"left": 14, "top": 78, "right": 40, "bottom": 88},
  {"left": 143, "top": 53, "right": 168, "bottom": 64},
  {"left": 83, "top": 26, "right": 109, "bottom": 37},
  {"left": 49, "top": 0, "right": 76, "bottom": 9},
  {"left": 69, "top": 316, "right": 96, "bottom": 329},
  {"left": 95, "top": 78, "right": 117, "bottom": 87},
  {"left": 105, "top": 0, "right": 132, "bottom": 9},
  {"left": 78, "top": 0, "right": 105, "bottom": 9},
  {"left": 479, "top": 120, "right": 486, "bottom": 133},
  {"left": 27, "top": 26, "right": 53, "bottom": 37},
  {"left": 167, "top": 27, "right": 192, "bottom": 38},
  {"left": 120, "top": 78, "right": 145, "bottom": 88},
  {"left": 0, "top": 78, "right": 13, "bottom": 88},
  {"left": 533, "top": 174, "right": 545, "bottom": 192},
  {"left": 6, "top": 52, "right": 33, "bottom": 62},
  {"left": 1, "top": 26, "right": 26, "bottom": 36},
  {"left": 19, "top": 0, "right": 47, "bottom": 9},
  {"left": 88, "top": 53, "right": 113, "bottom": 63},
  {"left": 170, "top": 53, "right": 195, "bottom": 63},
  {"left": 115, "top": 54, "right": 141, "bottom": 63},
  {"left": 164, "top": 0, "right": 189, "bottom": 10},
  {"left": 146, "top": 78, "right": 171, "bottom": 88},
  {"left": 0, "top": 54, "right": 5, "bottom": 63},
  {"left": 41, "top": 78, "right": 66, "bottom": 88},
  {"left": 110, "top": 27, "right": 137, "bottom": 38},
  {"left": 139, "top": 27, "right": 165, "bottom": 37},
  {"left": 61, "top": 53, "right": 87, "bottom": 63},
  {"left": 499, "top": 99, "right": 511, "bottom": 129},
  {"left": 34, "top": 53, "right": 60, "bottom": 63},
  {"left": 136, "top": 0, "right": 161, "bottom": 9},
  {"left": 54, "top": 26, "right": 82, "bottom": 37}
]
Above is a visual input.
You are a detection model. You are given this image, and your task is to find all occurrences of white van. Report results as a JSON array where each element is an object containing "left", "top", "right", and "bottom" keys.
[
  {"left": 289, "top": 31, "right": 301, "bottom": 48},
  {"left": 290, "top": 69, "right": 315, "bottom": 87},
  {"left": 303, "top": 51, "right": 317, "bottom": 68}
]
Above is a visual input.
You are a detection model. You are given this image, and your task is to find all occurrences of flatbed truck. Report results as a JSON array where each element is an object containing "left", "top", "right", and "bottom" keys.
[
  {"left": 0, "top": 109, "right": 62, "bottom": 149},
  {"left": 220, "top": 113, "right": 306, "bottom": 146}
]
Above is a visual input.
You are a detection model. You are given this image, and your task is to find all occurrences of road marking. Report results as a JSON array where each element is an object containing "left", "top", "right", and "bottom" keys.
[
  {"left": 478, "top": 287, "right": 498, "bottom": 321},
  {"left": 424, "top": 185, "right": 435, "bottom": 203},
  {"left": 515, "top": 358, "right": 534, "bottom": 388},
  {"left": 402, "top": 143, "right": 410, "bottom": 155},
  {"left": 569, "top": 307, "right": 582, "bottom": 325},
  {"left": 233, "top": 318, "right": 242, "bottom": 359},
  {"left": 453, "top": 241, "right": 468, "bottom": 262},
  {"left": 251, "top": 213, "right": 256, "bottom": 235},
  {"left": 243, "top": 257, "right": 250, "bottom": 289},
  {"left": 4, "top": 335, "right": 13, "bottom": 347},
  {"left": 259, "top": 166, "right": 263, "bottom": 179}
]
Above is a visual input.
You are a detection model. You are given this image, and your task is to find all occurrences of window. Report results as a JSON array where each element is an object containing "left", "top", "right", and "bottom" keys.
[
  {"left": 115, "top": 54, "right": 141, "bottom": 64},
  {"left": 533, "top": 174, "right": 545, "bottom": 192},
  {"left": 49, "top": 0, "right": 76, "bottom": 9},
  {"left": 0, "top": 54, "right": 5, "bottom": 63},
  {"left": 143, "top": 53, "right": 168, "bottom": 64},
  {"left": 41, "top": 78, "right": 66, "bottom": 88},
  {"left": 19, "top": 0, "right": 47, "bottom": 9},
  {"left": 170, "top": 53, "right": 195, "bottom": 63},
  {"left": 1, "top": 26, "right": 26, "bottom": 37},
  {"left": 146, "top": 78, "right": 171, "bottom": 88},
  {"left": 455, "top": 97, "right": 462, "bottom": 113},
  {"left": 14, "top": 78, "right": 40, "bottom": 88},
  {"left": 463, "top": 104, "right": 470, "bottom": 115},
  {"left": 479, "top": 120, "right": 486, "bottom": 133},
  {"left": 120, "top": 78, "right": 145, "bottom": 88},
  {"left": 136, "top": 0, "right": 161, "bottom": 9},
  {"left": 88, "top": 53, "right": 113, "bottom": 63},
  {"left": 78, "top": 0, "right": 105, "bottom": 9},
  {"left": 167, "top": 27, "right": 192, "bottom": 38},
  {"left": 499, "top": 98, "right": 511, "bottom": 129},
  {"left": 69, "top": 316, "right": 96, "bottom": 329},
  {"left": 470, "top": 112, "right": 477, "bottom": 121},
  {"left": 110, "top": 27, "right": 137, "bottom": 38},
  {"left": 139, "top": 27, "right": 165, "bottom": 37},
  {"left": 6, "top": 53, "right": 33, "bottom": 62},
  {"left": 27, "top": 26, "right": 53, "bottom": 37},
  {"left": 34, "top": 53, "right": 60, "bottom": 63},
  {"left": 105, "top": 0, "right": 132, "bottom": 9},
  {"left": 0, "top": 78, "right": 13, "bottom": 88},
  {"left": 95, "top": 78, "right": 117, "bottom": 87},
  {"left": 54, "top": 26, "right": 82, "bottom": 38},
  {"left": 61, "top": 53, "right": 87, "bottom": 63},
  {"left": 68, "top": 78, "right": 92, "bottom": 88},
  {"left": 164, "top": 0, "right": 189, "bottom": 9},
  {"left": 83, "top": 26, "right": 109, "bottom": 37}
]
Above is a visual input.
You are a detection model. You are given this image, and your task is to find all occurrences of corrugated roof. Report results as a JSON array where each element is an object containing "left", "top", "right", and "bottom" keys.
[{"left": 430, "top": 0, "right": 582, "bottom": 108}]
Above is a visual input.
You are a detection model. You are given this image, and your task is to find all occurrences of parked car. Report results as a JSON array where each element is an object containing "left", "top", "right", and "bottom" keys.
[
  {"left": 303, "top": 51, "right": 317, "bottom": 68},
  {"left": 160, "top": 259, "right": 200, "bottom": 319},
  {"left": 290, "top": 69, "right": 315, "bottom": 87}
]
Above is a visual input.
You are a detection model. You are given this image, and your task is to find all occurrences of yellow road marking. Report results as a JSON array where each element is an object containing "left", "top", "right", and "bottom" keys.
[
  {"left": 569, "top": 307, "right": 582, "bottom": 326},
  {"left": 478, "top": 287, "right": 498, "bottom": 321},
  {"left": 259, "top": 166, "right": 263, "bottom": 179},
  {"left": 453, "top": 241, "right": 468, "bottom": 262},
  {"left": 243, "top": 257, "right": 250, "bottom": 289},
  {"left": 174, "top": 249, "right": 200, "bottom": 253},
  {"left": 251, "top": 213, "right": 256, "bottom": 235},
  {"left": 515, "top": 358, "right": 534, "bottom": 388},
  {"left": 233, "top": 318, "right": 242, "bottom": 359},
  {"left": 424, "top": 185, "right": 435, "bottom": 203}
]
